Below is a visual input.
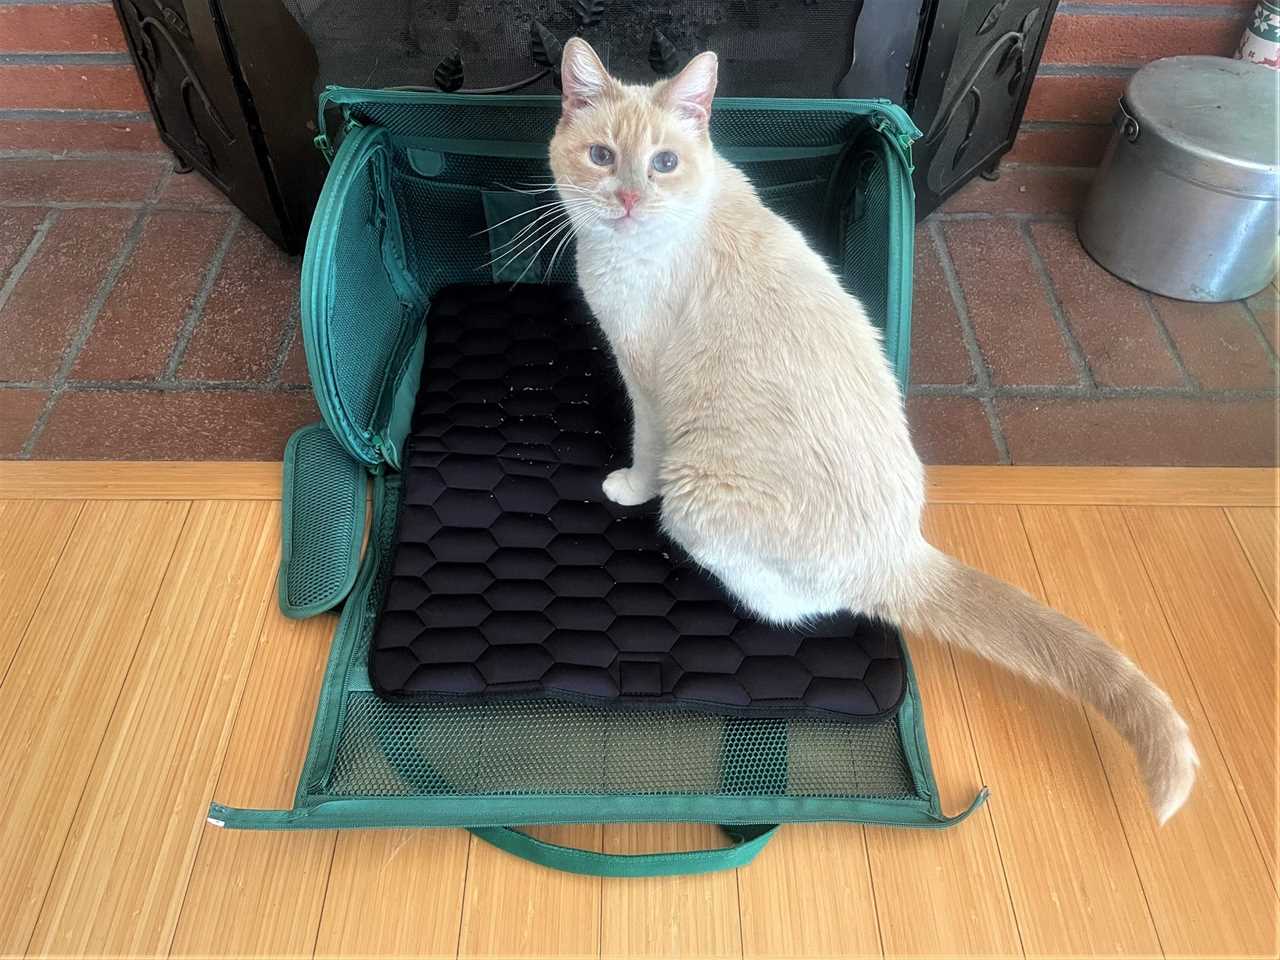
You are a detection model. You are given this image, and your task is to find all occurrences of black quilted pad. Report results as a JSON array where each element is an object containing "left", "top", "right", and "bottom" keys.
[{"left": 370, "top": 284, "right": 906, "bottom": 720}]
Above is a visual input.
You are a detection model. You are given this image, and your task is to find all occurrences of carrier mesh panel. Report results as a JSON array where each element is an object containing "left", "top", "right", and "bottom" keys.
[
  {"left": 343, "top": 101, "right": 889, "bottom": 334},
  {"left": 841, "top": 141, "right": 892, "bottom": 334},
  {"left": 283, "top": 426, "right": 365, "bottom": 611},
  {"left": 327, "top": 695, "right": 915, "bottom": 799},
  {"left": 317, "top": 475, "right": 918, "bottom": 804},
  {"left": 327, "top": 151, "right": 411, "bottom": 436}
]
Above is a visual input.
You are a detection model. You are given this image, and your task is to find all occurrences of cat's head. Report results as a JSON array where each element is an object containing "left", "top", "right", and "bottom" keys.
[{"left": 549, "top": 38, "right": 719, "bottom": 234}]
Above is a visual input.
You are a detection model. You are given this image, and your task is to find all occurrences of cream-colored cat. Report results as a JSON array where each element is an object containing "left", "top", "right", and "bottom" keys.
[{"left": 548, "top": 38, "right": 1197, "bottom": 823}]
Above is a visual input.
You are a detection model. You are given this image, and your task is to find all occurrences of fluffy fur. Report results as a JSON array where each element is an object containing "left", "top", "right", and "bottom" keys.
[{"left": 548, "top": 38, "right": 1198, "bottom": 823}]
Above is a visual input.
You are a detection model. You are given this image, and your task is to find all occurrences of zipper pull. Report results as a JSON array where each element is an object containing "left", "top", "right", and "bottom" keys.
[{"left": 313, "top": 133, "right": 333, "bottom": 164}]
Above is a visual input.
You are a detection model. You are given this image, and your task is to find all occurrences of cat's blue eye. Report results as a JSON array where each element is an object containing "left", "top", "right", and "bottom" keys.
[
  {"left": 588, "top": 144, "right": 614, "bottom": 166},
  {"left": 651, "top": 150, "right": 679, "bottom": 173}
]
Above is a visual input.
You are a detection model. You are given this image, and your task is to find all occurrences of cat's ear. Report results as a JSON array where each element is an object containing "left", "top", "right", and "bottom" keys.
[
  {"left": 660, "top": 51, "right": 718, "bottom": 131},
  {"left": 560, "top": 38, "right": 612, "bottom": 116}
]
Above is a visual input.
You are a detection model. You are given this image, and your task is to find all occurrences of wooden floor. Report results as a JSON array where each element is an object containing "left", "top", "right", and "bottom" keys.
[{"left": 0, "top": 463, "right": 1276, "bottom": 959}]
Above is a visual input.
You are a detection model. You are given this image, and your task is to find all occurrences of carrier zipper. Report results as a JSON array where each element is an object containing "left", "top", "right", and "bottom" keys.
[{"left": 313, "top": 114, "right": 365, "bottom": 165}]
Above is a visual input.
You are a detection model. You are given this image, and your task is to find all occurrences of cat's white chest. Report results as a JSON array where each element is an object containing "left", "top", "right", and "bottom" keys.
[{"left": 575, "top": 239, "right": 676, "bottom": 343}]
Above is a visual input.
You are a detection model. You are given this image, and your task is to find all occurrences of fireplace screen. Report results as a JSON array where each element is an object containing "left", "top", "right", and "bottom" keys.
[{"left": 114, "top": 0, "right": 1058, "bottom": 250}]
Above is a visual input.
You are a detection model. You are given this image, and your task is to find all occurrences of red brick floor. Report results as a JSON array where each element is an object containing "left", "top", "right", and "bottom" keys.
[{"left": 0, "top": 151, "right": 1275, "bottom": 464}]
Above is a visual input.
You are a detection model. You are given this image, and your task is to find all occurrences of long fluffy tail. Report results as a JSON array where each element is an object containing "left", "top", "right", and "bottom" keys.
[{"left": 890, "top": 547, "right": 1198, "bottom": 824}]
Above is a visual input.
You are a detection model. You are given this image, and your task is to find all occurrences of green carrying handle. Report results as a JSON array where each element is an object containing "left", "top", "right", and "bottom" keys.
[{"left": 469, "top": 824, "right": 779, "bottom": 878}]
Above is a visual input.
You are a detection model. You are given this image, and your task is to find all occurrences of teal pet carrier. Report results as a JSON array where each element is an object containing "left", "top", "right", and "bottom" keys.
[{"left": 208, "top": 87, "right": 987, "bottom": 878}]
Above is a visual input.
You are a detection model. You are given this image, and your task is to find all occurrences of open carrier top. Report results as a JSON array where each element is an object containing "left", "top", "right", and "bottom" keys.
[{"left": 209, "top": 87, "right": 987, "bottom": 877}]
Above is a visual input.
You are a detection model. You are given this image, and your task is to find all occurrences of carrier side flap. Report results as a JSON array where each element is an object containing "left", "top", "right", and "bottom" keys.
[{"left": 278, "top": 423, "right": 369, "bottom": 619}]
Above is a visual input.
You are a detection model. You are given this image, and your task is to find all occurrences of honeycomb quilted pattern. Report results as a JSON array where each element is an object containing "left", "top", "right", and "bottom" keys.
[{"left": 370, "top": 284, "right": 906, "bottom": 720}]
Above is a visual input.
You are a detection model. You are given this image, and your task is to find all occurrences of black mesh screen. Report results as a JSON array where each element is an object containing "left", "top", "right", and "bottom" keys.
[{"left": 282, "top": 0, "right": 865, "bottom": 96}]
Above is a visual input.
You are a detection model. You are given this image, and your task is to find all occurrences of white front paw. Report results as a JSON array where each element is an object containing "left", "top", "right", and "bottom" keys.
[{"left": 603, "top": 468, "right": 656, "bottom": 506}]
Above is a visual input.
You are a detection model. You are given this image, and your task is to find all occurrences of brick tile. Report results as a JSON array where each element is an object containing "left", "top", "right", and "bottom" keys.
[
  {"left": 907, "top": 396, "right": 1000, "bottom": 464},
  {"left": 1030, "top": 222, "right": 1183, "bottom": 387},
  {"left": 943, "top": 166, "right": 1091, "bottom": 215},
  {"left": 178, "top": 224, "right": 299, "bottom": 381},
  {"left": 0, "top": 208, "right": 136, "bottom": 381},
  {"left": 35, "top": 388, "right": 320, "bottom": 459},
  {"left": 1246, "top": 283, "right": 1278, "bottom": 355},
  {"left": 1152, "top": 298, "right": 1278, "bottom": 391},
  {"left": 280, "top": 326, "right": 310, "bottom": 386},
  {"left": 73, "top": 210, "right": 232, "bottom": 381},
  {"left": 0, "top": 5, "right": 127, "bottom": 53},
  {"left": 910, "top": 227, "right": 973, "bottom": 386},
  {"left": 997, "top": 397, "right": 1278, "bottom": 466},
  {"left": 158, "top": 172, "right": 231, "bottom": 207},
  {"left": 943, "top": 219, "right": 1077, "bottom": 386},
  {"left": 1043, "top": 13, "right": 1247, "bottom": 66},
  {"left": 0, "top": 157, "right": 166, "bottom": 202},
  {"left": 1025, "top": 75, "right": 1128, "bottom": 125},
  {"left": 1006, "top": 125, "right": 1110, "bottom": 167},
  {"left": 0, "top": 119, "right": 163, "bottom": 154},
  {"left": 0, "top": 207, "right": 46, "bottom": 281},
  {"left": 0, "top": 64, "right": 146, "bottom": 110},
  {"left": 0, "top": 388, "right": 48, "bottom": 457}
]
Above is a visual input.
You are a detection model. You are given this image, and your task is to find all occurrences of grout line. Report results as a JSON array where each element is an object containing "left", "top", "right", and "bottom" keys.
[
  {"left": 1, "top": 378, "right": 313, "bottom": 393},
  {"left": 929, "top": 219, "right": 1016, "bottom": 462},
  {"left": 980, "top": 396, "right": 1013, "bottom": 465},
  {"left": 1020, "top": 220, "right": 1098, "bottom": 389},
  {"left": 1035, "top": 64, "right": 1137, "bottom": 78},
  {"left": 1056, "top": 2, "right": 1253, "bottom": 18},
  {"left": 162, "top": 211, "right": 242, "bottom": 381},
  {"left": 265, "top": 298, "right": 302, "bottom": 387},
  {"left": 20, "top": 206, "right": 150, "bottom": 458},
  {"left": 906, "top": 383, "right": 1279, "bottom": 401},
  {"left": 928, "top": 219, "right": 992, "bottom": 391},
  {"left": 0, "top": 52, "right": 132, "bottom": 65},
  {"left": 0, "top": 148, "right": 169, "bottom": 161},
  {"left": 934, "top": 211, "right": 1075, "bottom": 222},
  {"left": 1239, "top": 295, "right": 1280, "bottom": 374},
  {"left": 1140, "top": 292, "right": 1198, "bottom": 391},
  {"left": 0, "top": 107, "right": 153, "bottom": 122},
  {"left": 0, "top": 207, "right": 57, "bottom": 314}
]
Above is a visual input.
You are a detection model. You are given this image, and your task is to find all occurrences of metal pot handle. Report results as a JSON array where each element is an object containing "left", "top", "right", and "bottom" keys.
[{"left": 1115, "top": 98, "right": 1140, "bottom": 142}]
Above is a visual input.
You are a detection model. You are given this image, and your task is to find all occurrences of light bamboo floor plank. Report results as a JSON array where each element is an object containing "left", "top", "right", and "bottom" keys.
[
  {"left": 314, "top": 829, "right": 471, "bottom": 958},
  {"left": 599, "top": 823, "right": 741, "bottom": 959},
  {"left": 27, "top": 501, "right": 279, "bottom": 957},
  {"left": 457, "top": 825, "right": 603, "bottom": 959},
  {"left": 1226, "top": 506, "right": 1278, "bottom": 616},
  {"left": 169, "top": 610, "right": 338, "bottom": 957},
  {"left": 1021, "top": 504, "right": 1278, "bottom": 955},
  {"left": 1125, "top": 506, "right": 1279, "bottom": 880},
  {"left": 924, "top": 504, "right": 1162, "bottom": 957},
  {"left": 737, "top": 823, "right": 881, "bottom": 959},
  {"left": 0, "top": 499, "right": 81, "bottom": 676},
  {"left": 865, "top": 610, "right": 1022, "bottom": 957},
  {"left": 0, "top": 461, "right": 282, "bottom": 500},
  {"left": 0, "top": 500, "right": 189, "bottom": 955},
  {"left": 3, "top": 462, "right": 1274, "bottom": 507}
]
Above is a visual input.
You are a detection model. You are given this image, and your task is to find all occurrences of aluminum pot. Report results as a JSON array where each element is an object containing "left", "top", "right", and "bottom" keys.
[{"left": 1078, "top": 55, "right": 1278, "bottom": 302}]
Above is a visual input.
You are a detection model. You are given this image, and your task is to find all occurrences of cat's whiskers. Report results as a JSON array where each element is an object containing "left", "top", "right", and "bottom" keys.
[{"left": 482, "top": 211, "right": 578, "bottom": 272}]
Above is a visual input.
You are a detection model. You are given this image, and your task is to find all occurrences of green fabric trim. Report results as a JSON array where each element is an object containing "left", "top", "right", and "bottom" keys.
[
  {"left": 469, "top": 824, "right": 777, "bottom": 878},
  {"left": 209, "top": 789, "right": 987, "bottom": 833},
  {"left": 276, "top": 424, "right": 367, "bottom": 619}
]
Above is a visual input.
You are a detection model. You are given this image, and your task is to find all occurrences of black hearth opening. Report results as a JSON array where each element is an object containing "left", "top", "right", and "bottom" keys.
[{"left": 113, "top": 0, "right": 1058, "bottom": 252}]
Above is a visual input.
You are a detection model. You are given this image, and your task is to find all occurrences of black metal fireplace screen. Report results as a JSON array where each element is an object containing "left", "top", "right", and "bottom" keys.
[{"left": 113, "top": 0, "right": 1059, "bottom": 251}]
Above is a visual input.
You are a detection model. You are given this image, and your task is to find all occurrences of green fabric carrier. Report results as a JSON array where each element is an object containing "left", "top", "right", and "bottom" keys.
[{"left": 208, "top": 87, "right": 989, "bottom": 877}]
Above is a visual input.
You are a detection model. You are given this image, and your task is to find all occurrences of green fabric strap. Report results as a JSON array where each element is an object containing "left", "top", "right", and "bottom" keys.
[{"left": 468, "top": 824, "right": 779, "bottom": 878}]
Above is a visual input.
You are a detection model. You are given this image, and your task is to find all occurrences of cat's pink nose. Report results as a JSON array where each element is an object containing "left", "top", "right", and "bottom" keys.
[{"left": 616, "top": 190, "right": 640, "bottom": 215}]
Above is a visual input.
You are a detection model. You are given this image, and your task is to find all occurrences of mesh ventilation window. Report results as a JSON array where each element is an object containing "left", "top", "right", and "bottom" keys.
[{"left": 281, "top": 425, "right": 367, "bottom": 616}]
